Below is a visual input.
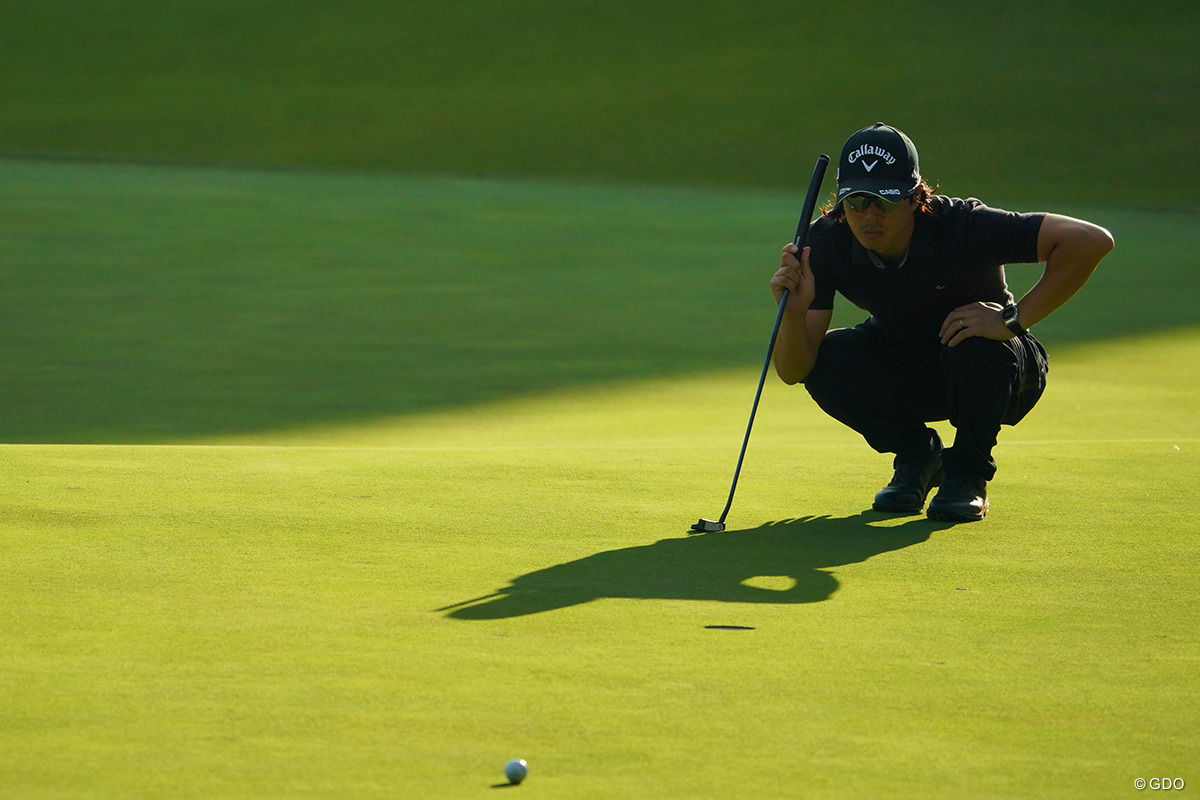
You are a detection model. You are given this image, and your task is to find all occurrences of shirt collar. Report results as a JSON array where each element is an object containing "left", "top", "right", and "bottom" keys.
[{"left": 866, "top": 246, "right": 909, "bottom": 271}]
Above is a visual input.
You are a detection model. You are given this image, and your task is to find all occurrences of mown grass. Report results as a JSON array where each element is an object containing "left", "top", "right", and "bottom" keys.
[
  {"left": 1, "top": 161, "right": 1196, "bottom": 796},
  {"left": 2, "top": 327, "right": 1196, "bottom": 798},
  {"left": 3, "top": 4, "right": 1197, "bottom": 795}
]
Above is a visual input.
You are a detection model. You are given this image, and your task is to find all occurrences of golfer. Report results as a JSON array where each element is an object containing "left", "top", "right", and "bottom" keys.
[{"left": 771, "top": 123, "right": 1114, "bottom": 521}]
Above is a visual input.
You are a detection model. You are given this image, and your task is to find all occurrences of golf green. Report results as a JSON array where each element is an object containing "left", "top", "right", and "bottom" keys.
[
  {"left": 2, "top": 159, "right": 1197, "bottom": 797},
  {"left": 3, "top": 339, "right": 1197, "bottom": 798}
]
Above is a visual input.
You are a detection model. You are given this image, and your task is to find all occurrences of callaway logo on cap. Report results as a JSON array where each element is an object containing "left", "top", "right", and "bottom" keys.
[{"left": 835, "top": 123, "right": 921, "bottom": 201}]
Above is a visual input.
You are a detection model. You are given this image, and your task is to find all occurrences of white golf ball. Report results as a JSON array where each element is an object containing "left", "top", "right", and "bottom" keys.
[{"left": 504, "top": 758, "right": 528, "bottom": 784}]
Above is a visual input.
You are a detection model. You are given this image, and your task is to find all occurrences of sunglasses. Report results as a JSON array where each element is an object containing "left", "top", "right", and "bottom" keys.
[{"left": 842, "top": 192, "right": 912, "bottom": 213}]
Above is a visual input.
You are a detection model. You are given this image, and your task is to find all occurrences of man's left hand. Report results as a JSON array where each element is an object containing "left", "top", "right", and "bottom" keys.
[{"left": 939, "top": 302, "right": 1012, "bottom": 346}]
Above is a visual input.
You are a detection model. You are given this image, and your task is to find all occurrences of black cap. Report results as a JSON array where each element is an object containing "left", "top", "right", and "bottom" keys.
[{"left": 835, "top": 123, "right": 920, "bottom": 203}]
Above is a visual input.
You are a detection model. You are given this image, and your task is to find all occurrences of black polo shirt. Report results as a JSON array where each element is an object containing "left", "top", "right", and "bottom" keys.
[{"left": 806, "top": 196, "right": 1045, "bottom": 341}]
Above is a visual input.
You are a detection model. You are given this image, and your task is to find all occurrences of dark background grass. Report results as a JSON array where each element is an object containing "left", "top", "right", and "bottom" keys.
[{"left": 2, "top": 0, "right": 1196, "bottom": 204}]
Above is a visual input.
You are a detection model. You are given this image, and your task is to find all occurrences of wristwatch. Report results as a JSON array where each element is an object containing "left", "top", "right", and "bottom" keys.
[{"left": 1001, "top": 303, "right": 1025, "bottom": 337}]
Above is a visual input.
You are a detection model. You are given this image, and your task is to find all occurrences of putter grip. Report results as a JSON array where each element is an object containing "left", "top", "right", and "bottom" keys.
[{"left": 793, "top": 154, "right": 830, "bottom": 253}]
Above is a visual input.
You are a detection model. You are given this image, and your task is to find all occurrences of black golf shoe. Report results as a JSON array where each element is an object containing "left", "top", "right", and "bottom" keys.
[
  {"left": 872, "top": 452, "right": 945, "bottom": 514},
  {"left": 926, "top": 475, "right": 989, "bottom": 522}
]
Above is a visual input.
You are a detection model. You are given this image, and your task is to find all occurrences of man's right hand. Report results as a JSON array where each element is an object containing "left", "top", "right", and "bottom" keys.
[{"left": 772, "top": 243, "right": 816, "bottom": 312}]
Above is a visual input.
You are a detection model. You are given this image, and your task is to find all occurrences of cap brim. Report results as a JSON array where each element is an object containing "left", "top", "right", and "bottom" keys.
[{"left": 836, "top": 177, "right": 915, "bottom": 201}]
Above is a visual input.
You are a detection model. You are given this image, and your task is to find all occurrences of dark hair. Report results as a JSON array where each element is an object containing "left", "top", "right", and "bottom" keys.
[{"left": 821, "top": 178, "right": 939, "bottom": 222}]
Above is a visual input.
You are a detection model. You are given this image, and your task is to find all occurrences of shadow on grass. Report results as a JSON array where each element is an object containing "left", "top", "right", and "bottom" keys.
[
  {"left": 441, "top": 512, "right": 954, "bottom": 619},
  {"left": 6, "top": 159, "right": 1188, "bottom": 444}
]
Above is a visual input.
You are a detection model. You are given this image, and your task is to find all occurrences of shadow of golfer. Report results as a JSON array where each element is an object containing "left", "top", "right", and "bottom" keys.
[{"left": 440, "top": 512, "right": 953, "bottom": 619}]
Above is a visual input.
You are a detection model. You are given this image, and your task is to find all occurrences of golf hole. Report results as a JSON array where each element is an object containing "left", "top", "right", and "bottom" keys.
[{"left": 705, "top": 625, "right": 755, "bottom": 631}]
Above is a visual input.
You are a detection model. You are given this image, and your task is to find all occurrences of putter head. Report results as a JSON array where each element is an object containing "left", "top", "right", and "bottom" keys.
[{"left": 690, "top": 518, "right": 726, "bottom": 533}]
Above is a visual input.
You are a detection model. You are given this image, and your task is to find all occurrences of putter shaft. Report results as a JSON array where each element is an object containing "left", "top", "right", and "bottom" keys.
[{"left": 692, "top": 153, "right": 829, "bottom": 531}]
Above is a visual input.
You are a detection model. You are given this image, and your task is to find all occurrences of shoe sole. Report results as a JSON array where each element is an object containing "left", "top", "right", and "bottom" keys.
[{"left": 926, "top": 500, "right": 989, "bottom": 523}]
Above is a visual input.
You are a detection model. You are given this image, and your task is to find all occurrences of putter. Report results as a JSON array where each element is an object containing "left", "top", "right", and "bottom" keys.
[{"left": 691, "top": 153, "right": 830, "bottom": 533}]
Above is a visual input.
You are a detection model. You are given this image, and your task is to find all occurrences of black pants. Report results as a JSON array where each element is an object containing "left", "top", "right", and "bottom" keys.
[{"left": 801, "top": 320, "right": 1048, "bottom": 481}]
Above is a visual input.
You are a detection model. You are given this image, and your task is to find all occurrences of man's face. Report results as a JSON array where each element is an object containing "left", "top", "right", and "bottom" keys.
[{"left": 842, "top": 193, "right": 917, "bottom": 260}]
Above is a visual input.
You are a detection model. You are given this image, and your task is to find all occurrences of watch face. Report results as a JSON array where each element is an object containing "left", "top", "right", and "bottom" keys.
[{"left": 1002, "top": 304, "right": 1023, "bottom": 334}]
